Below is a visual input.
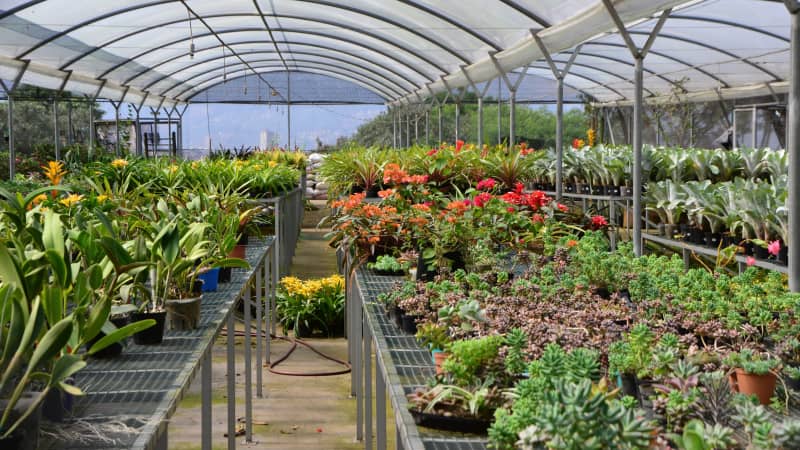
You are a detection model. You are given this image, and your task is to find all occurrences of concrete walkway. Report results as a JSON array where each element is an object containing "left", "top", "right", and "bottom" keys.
[{"left": 169, "top": 218, "right": 394, "bottom": 449}]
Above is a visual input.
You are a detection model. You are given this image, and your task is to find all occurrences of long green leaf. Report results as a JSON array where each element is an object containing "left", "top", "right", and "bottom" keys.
[
  {"left": 82, "top": 296, "right": 111, "bottom": 346},
  {"left": 42, "top": 210, "right": 65, "bottom": 258},
  {"left": 49, "top": 354, "right": 86, "bottom": 386},
  {"left": 87, "top": 319, "right": 155, "bottom": 355},
  {"left": 0, "top": 244, "right": 23, "bottom": 295},
  {"left": 26, "top": 316, "right": 73, "bottom": 374}
]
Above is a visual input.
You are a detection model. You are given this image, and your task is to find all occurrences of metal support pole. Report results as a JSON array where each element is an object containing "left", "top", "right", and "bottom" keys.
[
  {"left": 556, "top": 79, "right": 564, "bottom": 200},
  {"left": 437, "top": 104, "right": 443, "bottom": 144},
  {"left": 788, "top": 5, "right": 800, "bottom": 291},
  {"left": 477, "top": 97, "right": 484, "bottom": 148},
  {"left": 135, "top": 110, "right": 142, "bottom": 156},
  {"left": 355, "top": 281, "right": 363, "bottom": 441},
  {"left": 376, "top": 359, "right": 386, "bottom": 450},
  {"left": 226, "top": 308, "right": 236, "bottom": 450},
  {"left": 201, "top": 350, "right": 212, "bottom": 450},
  {"left": 88, "top": 101, "right": 94, "bottom": 160},
  {"left": 167, "top": 110, "right": 173, "bottom": 157},
  {"left": 392, "top": 111, "right": 397, "bottom": 149},
  {"left": 255, "top": 264, "right": 263, "bottom": 398},
  {"left": 497, "top": 82, "right": 502, "bottom": 145},
  {"left": 509, "top": 90, "right": 516, "bottom": 147},
  {"left": 454, "top": 102, "right": 460, "bottom": 142},
  {"left": 7, "top": 95, "right": 14, "bottom": 179},
  {"left": 633, "top": 56, "right": 644, "bottom": 256},
  {"left": 405, "top": 112, "right": 410, "bottom": 147},
  {"left": 265, "top": 250, "right": 272, "bottom": 364},
  {"left": 67, "top": 101, "right": 73, "bottom": 146},
  {"left": 114, "top": 103, "right": 121, "bottom": 157},
  {"left": 244, "top": 283, "right": 253, "bottom": 443},
  {"left": 287, "top": 72, "right": 292, "bottom": 149},
  {"left": 53, "top": 98, "right": 60, "bottom": 160},
  {"left": 364, "top": 322, "right": 373, "bottom": 450},
  {"left": 414, "top": 114, "right": 419, "bottom": 144},
  {"left": 425, "top": 109, "right": 430, "bottom": 146}
]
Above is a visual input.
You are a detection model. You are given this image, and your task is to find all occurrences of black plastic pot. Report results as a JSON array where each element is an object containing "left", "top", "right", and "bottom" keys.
[
  {"left": 609, "top": 185, "right": 621, "bottom": 196},
  {"left": 755, "top": 245, "right": 770, "bottom": 260},
  {"left": 706, "top": 232, "right": 722, "bottom": 248},
  {"left": 565, "top": 183, "right": 575, "bottom": 193},
  {"left": 779, "top": 244, "right": 789, "bottom": 265},
  {"left": 591, "top": 185, "right": 603, "bottom": 195},
  {"left": 582, "top": 184, "right": 591, "bottom": 194},
  {"left": 42, "top": 381, "right": 75, "bottom": 422},
  {"left": 295, "top": 322, "right": 314, "bottom": 338},
  {"left": 365, "top": 186, "right": 381, "bottom": 198},
  {"left": 442, "top": 250, "right": 466, "bottom": 272},
  {"left": 218, "top": 266, "right": 232, "bottom": 283},
  {"left": 618, "top": 372, "right": 638, "bottom": 398},
  {"left": 401, "top": 314, "right": 419, "bottom": 334},
  {"left": 0, "top": 393, "right": 42, "bottom": 450},
  {"left": 691, "top": 227, "right": 705, "bottom": 245},
  {"left": 410, "top": 409, "right": 491, "bottom": 434},
  {"left": 87, "top": 315, "right": 130, "bottom": 358},
  {"left": 132, "top": 311, "right": 167, "bottom": 345},
  {"left": 393, "top": 306, "right": 403, "bottom": 329}
]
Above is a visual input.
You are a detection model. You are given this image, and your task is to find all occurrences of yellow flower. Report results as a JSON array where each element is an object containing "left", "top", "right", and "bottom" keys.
[
  {"left": 168, "top": 165, "right": 179, "bottom": 173},
  {"left": 97, "top": 194, "right": 109, "bottom": 203},
  {"left": 111, "top": 158, "right": 129, "bottom": 169},
  {"left": 42, "top": 161, "right": 66, "bottom": 185},
  {"left": 32, "top": 193, "right": 48, "bottom": 205},
  {"left": 268, "top": 161, "right": 278, "bottom": 168},
  {"left": 587, "top": 128, "right": 596, "bottom": 147},
  {"left": 59, "top": 194, "right": 84, "bottom": 207}
]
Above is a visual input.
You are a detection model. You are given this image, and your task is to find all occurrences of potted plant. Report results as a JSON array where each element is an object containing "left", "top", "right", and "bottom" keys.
[
  {"left": 415, "top": 322, "right": 450, "bottom": 374},
  {"left": 367, "top": 254, "right": 409, "bottom": 276},
  {"left": 725, "top": 348, "right": 780, "bottom": 405},
  {"left": 406, "top": 383, "right": 500, "bottom": 433}
]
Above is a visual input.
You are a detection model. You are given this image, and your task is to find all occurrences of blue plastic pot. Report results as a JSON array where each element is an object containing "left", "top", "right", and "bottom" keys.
[{"left": 198, "top": 267, "right": 220, "bottom": 292}]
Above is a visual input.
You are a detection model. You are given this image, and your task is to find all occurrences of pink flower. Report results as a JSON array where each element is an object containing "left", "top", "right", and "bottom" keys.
[
  {"left": 463, "top": 199, "right": 472, "bottom": 207},
  {"left": 746, "top": 256, "right": 756, "bottom": 267},
  {"left": 476, "top": 178, "right": 497, "bottom": 191},
  {"left": 768, "top": 240, "right": 781, "bottom": 256},
  {"left": 473, "top": 192, "right": 492, "bottom": 208}
]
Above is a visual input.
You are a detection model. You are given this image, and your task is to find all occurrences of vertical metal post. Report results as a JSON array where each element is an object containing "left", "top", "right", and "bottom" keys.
[
  {"left": 454, "top": 102, "right": 460, "bottom": 142},
  {"left": 135, "top": 110, "right": 142, "bottom": 156},
  {"left": 287, "top": 72, "right": 292, "bottom": 149},
  {"left": 405, "top": 112, "right": 410, "bottom": 147},
  {"left": 255, "top": 263, "right": 263, "bottom": 398},
  {"left": 114, "top": 103, "right": 121, "bottom": 157},
  {"left": 497, "top": 81, "right": 502, "bottom": 145},
  {"left": 364, "top": 322, "right": 372, "bottom": 450},
  {"left": 167, "top": 111, "right": 173, "bottom": 157},
  {"left": 392, "top": 110, "right": 397, "bottom": 148},
  {"left": 556, "top": 78, "right": 564, "bottom": 200},
  {"left": 477, "top": 97, "right": 484, "bottom": 148},
  {"left": 272, "top": 201, "right": 280, "bottom": 334},
  {"left": 265, "top": 249, "right": 272, "bottom": 363},
  {"left": 244, "top": 283, "right": 253, "bottom": 443},
  {"left": 67, "top": 101, "right": 73, "bottom": 145},
  {"left": 201, "top": 350, "right": 212, "bottom": 450},
  {"left": 752, "top": 105, "right": 758, "bottom": 149},
  {"left": 226, "top": 308, "right": 236, "bottom": 450},
  {"left": 53, "top": 98, "right": 60, "bottom": 160},
  {"left": 7, "top": 95, "right": 13, "bottom": 179},
  {"left": 355, "top": 281, "right": 363, "bottom": 442},
  {"left": 633, "top": 56, "right": 644, "bottom": 256},
  {"left": 414, "top": 114, "right": 418, "bottom": 144},
  {"left": 788, "top": 5, "right": 800, "bottom": 291},
  {"left": 376, "top": 359, "right": 386, "bottom": 450},
  {"left": 437, "top": 104, "right": 443, "bottom": 144},
  {"left": 509, "top": 90, "right": 516, "bottom": 147},
  {"left": 88, "top": 100, "right": 94, "bottom": 160},
  {"left": 425, "top": 109, "right": 429, "bottom": 145}
]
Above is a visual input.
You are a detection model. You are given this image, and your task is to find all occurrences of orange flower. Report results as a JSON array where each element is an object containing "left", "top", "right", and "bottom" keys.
[
  {"left": 378, "top": 188, "right": 395, "bottom": 198},
  {"left": 42, "top": 161, "right": 66, "bottom": 185},
  {"left": 368, "top": 236, "right": 381, "bottom": 245},
  {"left": 566, "top": 239, "right": 578, "bottom": 248},
  {"left": 411, "top": 203, "right": 431, "bottom": 212}
]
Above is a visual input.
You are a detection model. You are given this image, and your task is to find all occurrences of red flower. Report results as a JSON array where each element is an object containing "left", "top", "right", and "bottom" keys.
[
  {"left": 590, "top": 215, "right": 608, "bottom": 229},
  {"left": 532, "top": 213, "right": 544, "bottom": 224},
  {"left": 473, "top": 192, "right": 492, "bottom": 208},
  {"left": 507, "top": 207, "right": 515, "bottom": 213},
  {"left": 476, "top": 178, "right": 497, "bottom": 191},
  {"left": 514, "top": 182, "right": 524, "bottom": 194},
  {"left": 557, "top": 203, "right": 568, "bottom": 212},
  {"left": 427, "top": 148, "right": 438, "bottom": 156},
  {"left": 463, "top": 199, "right": 472, "bottom": 207},
  {"left": 455, "top": 140, "right": 464, "bottom": 153}
]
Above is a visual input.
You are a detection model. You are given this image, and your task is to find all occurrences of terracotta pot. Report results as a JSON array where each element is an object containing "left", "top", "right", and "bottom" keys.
[
  {"left": 433, "top": 351, "right": 449, "bottom": 375},
  {"left": 729, "top": 368, "right": 777, "bottom": 405},
  {"left": 229, "top": 245, "right": 246, "bottom": 259}
]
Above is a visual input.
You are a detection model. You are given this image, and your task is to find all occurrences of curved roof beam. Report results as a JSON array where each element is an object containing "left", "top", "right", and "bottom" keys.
[
  {"left": 526, "top": 65, "right": 626, "bottom": 99},
  {"left": 96, "top": 26, "right": 444, "bottom": 84},
  {"left": 176, "top": 65, "right": 395, "bottom": 101},
  {"left": 186, "top": 71, "right": 385, "bottom": 104},
  {"left": 560, "top": 50, "right": 683, "bottom": 90},
  {"left": 626, "top": 30, "right": 782, "bottom": 81},
  {"left": 57, "top": 10, "right": 469, "bottom": 73},
  {"left": 139, "top": 45, "right": 418, "bottom": 93},
  {"left": 580, "top": 43, "right": 730, "bottom": 88},
  {"left": 157, "top": 55, "right": 407, "bottom": 99},
  {"left": 548, "top": 57, "right": 657, "bottom": 96},
  {"left": 667, "top": 14, "right": 788, "bottom": 43},
  {"left": 496, "top": 0, "right": 551, "bottom": 27},
  {"left": 396, "top": 0, "right": 502, "bottom": 51}
]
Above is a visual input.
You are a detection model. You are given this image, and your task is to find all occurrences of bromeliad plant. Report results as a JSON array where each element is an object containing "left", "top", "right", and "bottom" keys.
[{"left": 276, "top": 275, "right": 345, "bottom": 336}]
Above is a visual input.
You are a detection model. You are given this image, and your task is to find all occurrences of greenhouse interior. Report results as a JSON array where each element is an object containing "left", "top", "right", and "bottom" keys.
[{"left": 4, "top": 0, "right": 800, "bottom": 449}]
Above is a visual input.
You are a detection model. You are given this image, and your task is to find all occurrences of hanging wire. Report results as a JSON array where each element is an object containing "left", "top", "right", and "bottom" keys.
[{"left": 187, "top": 8, "right": 195, "bottom": 59}]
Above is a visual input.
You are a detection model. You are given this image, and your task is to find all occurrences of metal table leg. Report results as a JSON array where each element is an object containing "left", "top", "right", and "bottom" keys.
[
  {"left": 244, "top": 283, "right": 253, "bottom": 442},
  {"left": 202, "top": 349, "right": 212, "bottom": 450},
  {"left": 227, "top": 308, "right": 236, "bottom": 449},
  {"left": 376, "top": 357, "right": 386, "bottom": 450},
  {"left": 255, "top": 265, "right": 263, "bottom": 398},
  {"left": 355, "top": 281, "right": 363, "bottom": 441},
  {"left": 364, "top": 323, "right": 372, "bottom": 450}
]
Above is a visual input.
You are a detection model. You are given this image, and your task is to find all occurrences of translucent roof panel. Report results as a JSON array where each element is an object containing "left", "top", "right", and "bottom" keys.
[{"left": 0, "top": 1, "right": 794, "bottom": 107}]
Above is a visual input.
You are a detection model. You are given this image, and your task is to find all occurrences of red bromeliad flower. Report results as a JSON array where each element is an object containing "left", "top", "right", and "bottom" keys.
[
  {"left": 476, "top": 178, "right": 497, "bottom": 191},
  {"left": 590, "top": 215, "right": 608, "bottom": 229},
  {"left": 557, "top": 203, "right": 568, "bottom": 212},
  {"left": 455, "top": 140, "right": 465, "bottom": 153},
  {"left": 532, "top": 213, "right": 544, "bottom": 224},
  {"left": 427, "top": 148, "right": 438, "bottom": 156}
]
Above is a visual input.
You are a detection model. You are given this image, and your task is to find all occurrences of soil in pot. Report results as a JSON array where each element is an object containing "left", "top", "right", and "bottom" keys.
[
  {"left": 165, "top": 294, "right": 202, "bottom": 331},
  {"left": 0, "top": 392, "right": 42, "bottom": 450},
  {"left": 87, "top": 314, "right": 130, "bottom": 358},
  {"left": 729, "top": 368, "right": 777, "bottom": 405},
  {"left": 132, "top": 310, "right": 167, "bottom": 345}
]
